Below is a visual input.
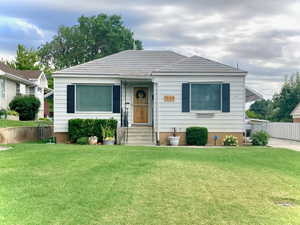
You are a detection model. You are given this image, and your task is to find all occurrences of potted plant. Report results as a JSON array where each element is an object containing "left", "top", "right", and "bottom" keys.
[
  {"left": 101, "top": 125, "right": 115, "bottom": 145},
  {"left": 168, "top": 128, "right": 180, "bottom": 146}
]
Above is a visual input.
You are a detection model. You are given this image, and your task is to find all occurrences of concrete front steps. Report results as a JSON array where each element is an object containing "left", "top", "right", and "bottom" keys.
[{"left": 126, "top": 126, "right": 155, "bottom": 145}]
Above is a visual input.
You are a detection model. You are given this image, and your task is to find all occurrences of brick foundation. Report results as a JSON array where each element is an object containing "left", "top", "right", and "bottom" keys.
[
  {"left": 55, "top": 132, "right": 69, "bottom": 143},
  {"left": 159, "top": 132, "right": 244, "bottom": 146},
  {"left": 293, "top": 118, "right": 300, "bottom": 123}
]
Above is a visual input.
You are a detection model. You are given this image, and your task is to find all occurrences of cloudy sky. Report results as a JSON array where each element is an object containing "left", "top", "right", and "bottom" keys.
[{"left": 1, "top": 0, "right": 300, "bottom": 98}]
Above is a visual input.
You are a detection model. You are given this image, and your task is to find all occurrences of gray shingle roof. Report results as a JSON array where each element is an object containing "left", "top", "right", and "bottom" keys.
[
  {"left": 55, "top": 50, "right": 246, "bottom": 76},
  {"left": 155, "top": 55, "right": 245, "bottom": 73},
  {"left": 0, "top": 62, "right": 42, "bottom": 80},
  {"left": 56, "top": 50, "right": 186, "bottom": 76}
]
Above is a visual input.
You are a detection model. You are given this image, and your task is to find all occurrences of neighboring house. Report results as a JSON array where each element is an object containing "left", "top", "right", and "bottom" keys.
[
  {"left": 53, "top": 50, "right": 261, "bottom": 145},
  {"left": 0, "top": 62, "right": 50, "bottom": 118},
  {"left": 291, "top": 103, "right": 300, "bottom": 122}
]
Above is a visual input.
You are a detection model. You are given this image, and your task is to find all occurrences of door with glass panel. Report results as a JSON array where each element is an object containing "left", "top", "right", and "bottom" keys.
[{"left": 133, "top": 87, "right": 149, "bottom": 123}]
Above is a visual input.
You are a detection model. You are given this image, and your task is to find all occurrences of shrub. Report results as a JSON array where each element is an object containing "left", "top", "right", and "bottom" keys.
[
  {"left": 9, "top": 96, "right": 40, "bottom": 120},
  {"left": 251, "top": 130, "right": 269, "bottom": 146},
  {"left": 76, "top": 137, "right": 89, "bottom": 145},
  {"left": 186, "top": 127, "right": 208, "bottom": 146},
  {"left": 68, "top": 118, "right": 118, "bottom": 143},
  {"left": 0, "top": 109, "right": 7, "bottom": 119},
  {"left": 223, "top": 135, "right": 239, "bottom": 146}
]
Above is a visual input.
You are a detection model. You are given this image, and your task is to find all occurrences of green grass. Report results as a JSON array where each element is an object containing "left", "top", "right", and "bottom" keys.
[
  {"left": 0, "top": 119, "right": 52, "bottom": 128},
  {"left": 0, "top": 144, "right": 300, "bottom": 225}
]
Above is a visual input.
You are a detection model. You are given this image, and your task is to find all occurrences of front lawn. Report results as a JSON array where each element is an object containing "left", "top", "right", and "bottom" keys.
[
  {"left": 0, "top": 144, "right": 300, "bottom": 225},
  {"left": 0, "top": 119, "right": 52, "bottom": 128}
]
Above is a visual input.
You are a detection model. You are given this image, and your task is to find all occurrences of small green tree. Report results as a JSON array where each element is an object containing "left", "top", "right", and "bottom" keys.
[
  {"left": 249, "top": 99, "right": 273, "bottom": 120},
  {"left": 14, "top": 44, "right": 40, "bottom": 70},
  {"left": 9, "top": 96, "right": 41, "bottom": 121}
]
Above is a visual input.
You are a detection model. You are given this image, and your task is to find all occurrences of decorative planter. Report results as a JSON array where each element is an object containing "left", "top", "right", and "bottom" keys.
[
  {"left": 103, "top": 139, "right": 115, "bottom": 145},
  {"left": 88, "top": 136, "right": 98, "bottom": 145},
  {"left": 168, "top": 136, "right": 180, "bottom": 146}
]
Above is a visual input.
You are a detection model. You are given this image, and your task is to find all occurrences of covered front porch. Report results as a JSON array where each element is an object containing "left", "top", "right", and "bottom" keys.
[{"left": 120, "top": 79, "right": 156, "bottom": 145}]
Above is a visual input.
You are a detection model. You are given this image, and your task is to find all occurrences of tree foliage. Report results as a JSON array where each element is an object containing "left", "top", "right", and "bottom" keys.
[
  {"left": 248, "top": 99, "right": 273, "bottom": 120},
  {"left": 14, "top": 44, "right": 40, "bottom": 70},
  {"left": 39, "top": 14, "right": 143, "bottom": 69},
  {"left": 246, "top": 110, "right": 262, "bottom": 119},
  {"left": 248, "top": 73, "right": 300, "bottom": 122},
  {"left": 271, "top": 74, "right": 300, "bottom": 122}
]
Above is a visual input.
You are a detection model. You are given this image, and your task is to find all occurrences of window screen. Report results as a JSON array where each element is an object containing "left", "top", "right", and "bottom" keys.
[
  {"left": 191, "top": 83, "right": 221, "bottom": 110},
  {"left": 76, "top": 85, "right": 112, "bottom": 111}
]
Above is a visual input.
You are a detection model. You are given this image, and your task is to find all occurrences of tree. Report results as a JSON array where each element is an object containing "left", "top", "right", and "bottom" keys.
[
  {"left": 246, "top": 110, "right": 262, "bottom": 119},
  {"left": 14, "top": 44, "right": 40, "bottom": 70},
  {"left": 271, "top": 74, "right": 300, "bottom": 122},
  {"left": 249, "top": 99, "right": 273, "bottom": 120},
  {"left": 39, "top": 14, "right": 143, "bottom": 69}
]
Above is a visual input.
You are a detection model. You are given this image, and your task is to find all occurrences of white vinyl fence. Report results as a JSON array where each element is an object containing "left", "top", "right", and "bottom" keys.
[{"left": 251, "top": 121, "right": 300, "bottom": 141}]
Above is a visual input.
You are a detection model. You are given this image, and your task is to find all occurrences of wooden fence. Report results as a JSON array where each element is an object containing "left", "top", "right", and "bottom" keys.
[{"left": 251, "top": 122, "right": 300, "bottom": 141}]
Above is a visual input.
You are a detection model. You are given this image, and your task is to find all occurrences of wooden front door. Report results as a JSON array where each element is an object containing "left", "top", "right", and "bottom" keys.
[{"left": 133, "top": 87, "right": 149, "bottom": 123}]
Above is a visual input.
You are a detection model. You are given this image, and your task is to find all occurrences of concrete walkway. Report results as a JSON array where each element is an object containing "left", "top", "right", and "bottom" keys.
[{"left": 268, "top": 138, "right": 300, "bottom": 152}]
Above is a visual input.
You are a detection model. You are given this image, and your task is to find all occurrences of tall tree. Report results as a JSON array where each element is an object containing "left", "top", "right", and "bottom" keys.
[
  {"left": 248, "top": 99, "right": 273, "bottom": 120},
  {"left": 15, "top": 44, "right": 40, "bottom": 70},
  {"left": 39, "top": 14, "right": 143, "bottom": 69},
  {"left": 271, "top": 74, "right": 300, "bottom": 122}
]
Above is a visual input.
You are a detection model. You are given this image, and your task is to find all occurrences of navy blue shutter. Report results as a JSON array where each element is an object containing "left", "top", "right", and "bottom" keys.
[
  {"left": 222, "top": 83, "right": 230, "bottom": 112},
  {"left": 113, "top": 85, "right": 121, "bottom": 113},
  {"left": 182, "top": 83, "right": 190, "bottom": 112},
  {"left": 67, "top": 85, "right": 75, "bottom": 113}
]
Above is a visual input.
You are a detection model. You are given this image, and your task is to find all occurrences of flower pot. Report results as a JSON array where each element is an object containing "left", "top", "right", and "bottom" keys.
[
  {"left": 103, "top": 139, "right": 115, "bottom": 145},
  {"left": 168, "top": 136, "right": 180, "bottom": 146}
]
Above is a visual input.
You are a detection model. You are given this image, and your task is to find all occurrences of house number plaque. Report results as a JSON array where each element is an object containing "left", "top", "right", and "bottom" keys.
[{"left": 164, "top": 96, "right": 175, "bottom": 102}]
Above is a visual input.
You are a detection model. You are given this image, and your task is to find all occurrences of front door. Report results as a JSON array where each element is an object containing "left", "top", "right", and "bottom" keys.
[{"left": 133, "top": 87, "right": 149, "bottom": 124}]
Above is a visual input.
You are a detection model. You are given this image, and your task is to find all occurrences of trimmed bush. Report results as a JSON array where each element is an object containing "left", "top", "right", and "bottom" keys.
[
  {"left": 251, "top": 130, "right": 269, "bottom": 146},
  {"left": 68, "top": 119, "right": 118, "bottom": 143},
  {"left": 223, "top": 135, "right": 239, "bottom": 146},
  {"left": 0, "top": 109, "right": 7, "bottom": 119},
  {"left": 9, "top": 96, "right": 40, "bottom": 120},
  {"left": 76, "top": 137, "right": 89, "bottom": 145},
  {"left": 186, "top": 127, "right": 208, "bottom": 146}
]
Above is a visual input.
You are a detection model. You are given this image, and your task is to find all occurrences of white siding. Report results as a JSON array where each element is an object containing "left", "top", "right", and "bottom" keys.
[
  {"left": 153, "top": 75, "right": 245, "bottom": 133},
  {"left": 54, "top": 76, "right": 121, "bottom": 132},
  {"left": 4, "top": 79, "right": 17, "bottom": 109}
]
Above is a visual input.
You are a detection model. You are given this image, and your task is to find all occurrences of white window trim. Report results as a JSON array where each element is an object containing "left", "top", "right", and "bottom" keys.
[
  {"left": 190, "top": 82, "right": 223, "bottom": 113},
  {"left": 74, "top": 83, "right": 114, "bottom": 113}
]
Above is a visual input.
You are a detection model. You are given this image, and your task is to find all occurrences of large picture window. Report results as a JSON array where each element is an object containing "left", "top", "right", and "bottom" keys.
[
  {"left": 76, "top": 85, "right": 112, "bottom": 112},
  {"left": 191, "top": 83, "right": 221, "bottom": 111}
]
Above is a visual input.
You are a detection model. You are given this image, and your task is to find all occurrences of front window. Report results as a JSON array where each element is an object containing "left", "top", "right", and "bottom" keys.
[
  {"left": 191, "top": 83, "right": 221, "bottom": 111},
  {"left": 76, "top": 85, "right": 112, "bottom": 112}
]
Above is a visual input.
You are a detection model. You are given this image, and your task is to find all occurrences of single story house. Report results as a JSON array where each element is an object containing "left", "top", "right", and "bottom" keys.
[
  {"left": 291, "top": 103, "right": 300, "bottom": 122},
  {"left": 53, "top": 50, "right": 261, "bottom": 145},
  {"left": 0, "top": 62, "right": 50, "bottom": 118}
]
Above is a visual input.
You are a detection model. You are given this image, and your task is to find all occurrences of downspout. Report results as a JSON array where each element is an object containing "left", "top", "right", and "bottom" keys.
[{"left": 155, "top": 82, "right": 160, "bottom": 145}]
